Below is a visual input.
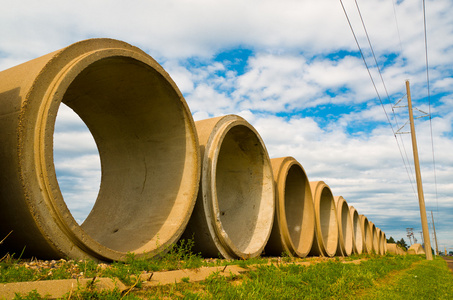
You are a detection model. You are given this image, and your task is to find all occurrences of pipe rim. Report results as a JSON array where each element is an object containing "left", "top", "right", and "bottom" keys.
[
  {"left": 310, "top": 181, "right": 339, "bottom": 257},
  {"left": 271, "top": 157, "right": 315, "bottom": 257},
  {"left": 349, "top": 206, "right": 363, "bottom": 255},
  {"left": 21, "top": 39, "right": 200, "bottom": 261},
  {"left": 203, "top": 116, "right": 274, "bottom": 259},
  {"left": 359, "top": 214, "right": 372, "bottom": 254},
  {"left": 369, "top": 222, "right": 378, "bottom": 254},
  {"left": 334, "top": 196, "right": 353, "bottom": 256}
]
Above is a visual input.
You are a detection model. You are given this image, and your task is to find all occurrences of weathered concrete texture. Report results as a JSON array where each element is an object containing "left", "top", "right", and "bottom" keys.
[
  {"left": 333, "top": 196, "right": 353, "bottom": 257},
  {"left": 182, "top": 115, "right": 275, "bottom": 259},
  {"left": 383, "top": 233, "right": 388, "bottom": 254},
  {"left": 387, "top": 243, "right": 407, "bottom": 255},
  {"left": 265, "top": 157, "right": 315, "bottom": 258},
  {"left": 369, "top": 222, "right": 379, "bottom": 254},
  {"left": 408, "top": 243, "right": 426, "bottom": 255},
  {"left": 359, "top": 215, "right": 372, "bottom": 254},
  {"left": 0, "top": 278, "right": 126, "bottom": 300},
  {"left": 309, "top": 181, "right": 339, "bottom": 257},
  {"left": 0, "top": 38, "right": 200, "bottom": 261},
  {"left": 376, "top": 228, "right": 384, "bottom": 255},
  {"left": 349, "top": 206, "right": 363, "bottom": 255}
]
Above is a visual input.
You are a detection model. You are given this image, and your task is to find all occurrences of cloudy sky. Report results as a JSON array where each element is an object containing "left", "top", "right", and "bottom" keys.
[{"left": 1, "top": 0, "right": 452, "bottom": 253}]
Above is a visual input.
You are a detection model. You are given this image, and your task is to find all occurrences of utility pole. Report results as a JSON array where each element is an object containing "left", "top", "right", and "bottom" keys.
[
  {"left": 431, "top": 211, "right": 439, "bottom": 255},
  {"left": 406, "top": 80, "right": 433, "bottom": 260}
]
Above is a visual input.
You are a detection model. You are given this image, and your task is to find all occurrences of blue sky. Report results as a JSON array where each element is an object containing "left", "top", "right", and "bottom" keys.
[{"left": 1, "top": 0, "right": 452, "bottom": 253}]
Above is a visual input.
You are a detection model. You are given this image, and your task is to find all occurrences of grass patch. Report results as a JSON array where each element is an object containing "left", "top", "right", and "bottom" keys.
[
  {"left": 357, "top": 256, "right": 453, "bottom": 299},
  {"left": 142, "top": 254, "right": 426, "bottom": 299},
  {"left": 6, "top": 247, "right": 453, "bottom": 299}
]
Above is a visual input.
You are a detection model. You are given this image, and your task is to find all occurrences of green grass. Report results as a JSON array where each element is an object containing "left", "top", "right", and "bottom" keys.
[
  {"left": 6, "top": 249, "right": 453, "bottom": 299},
  {"left": 358, "top": 256, "right": 453, "bottom": 299}
]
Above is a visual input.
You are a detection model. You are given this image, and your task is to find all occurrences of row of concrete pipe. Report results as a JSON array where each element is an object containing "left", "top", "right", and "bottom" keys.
[{"left": 0, "top": 39, "right": 387, "bottom": 262}]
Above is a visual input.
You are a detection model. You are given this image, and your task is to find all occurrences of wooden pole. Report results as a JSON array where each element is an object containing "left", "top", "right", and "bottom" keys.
[
  {"left": 406, "top": 80, "right": 433, "bottom": 260},
  {"left": 431, "top": 211, "right": 439, "bottom": 256}
]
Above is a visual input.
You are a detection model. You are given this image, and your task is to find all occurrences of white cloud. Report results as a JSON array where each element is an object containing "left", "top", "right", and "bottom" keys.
[{"left": 1, "top": 0, "right": 452, "bottom": 250}]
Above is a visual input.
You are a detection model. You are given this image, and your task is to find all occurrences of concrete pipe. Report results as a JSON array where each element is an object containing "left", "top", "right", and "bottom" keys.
[
  {"left": 349, "top": 206, "right": 363, "bottom": 255},
  {"left": 383, "top": 232, "right": 388, "bottom": 254},
  {"left": 376, "top": 228, "right": 385, "bottom": 255},
  {"left": 387, "top": 243, "right": 399, "bottom": 255},
  {"left": 0, "top": 39, "right": 200, "bottom": 261},
  {"left": 369, "top": 222, "right": 379, "bottom": 254},
  {"left": 182, "top": 115, "right": 274, "bottom": 259},
  {"left": 359, "top": 214, "right": 372, "bottom": 254},
  {"left": 408, "top": 243, "right": 425, "bottom": 255},
  {"left": 333, "top": 196, "right": 353, "bottom": 257},
  {"left": 308, "top": 181, "right": 339, "bottom": 257},
  {"left": 265, "top": 157, "right": 315, "bottom": 258}
]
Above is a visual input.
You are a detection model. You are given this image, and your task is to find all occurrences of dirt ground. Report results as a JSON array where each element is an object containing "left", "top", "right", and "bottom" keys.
[{"left": 442, "top": 256, "right": 453, "bottom": 273}]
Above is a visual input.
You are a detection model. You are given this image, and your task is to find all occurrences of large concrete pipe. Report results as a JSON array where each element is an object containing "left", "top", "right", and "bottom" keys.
[
  {"left": 349, "top": 206, "right": 363, "bottom": 255},
  {"left": 0, "top": 39, "right": 200, "bottom": 261},
  {"left": 376, "top": 228, "right": 384, "bottom": 255},
  {"left": 182, "top": 115, "right": 274, "bottom": 259},
  {"left": 383, "top": 232, "right": 388, "bottom": 254},
  {"left": 308, "top": 181, "right": 339, "bottom": 257},
  {"left": 387, "top": 243, "right": 406, "bottom": 255},
  {"left": 408, "top": 243, "right": 425, "bottom": 255},
  {"left": 265, "top": 157, "right": 315, "bottom": 257},
  {"left": 369, "top": 222, "right": 379, "bottom": 254},
  {"left": 359, "top": 214, "right": 372, "bottom": 254},
  {"left": 333, "top": 196, "right": 353, "bottom": 257}
]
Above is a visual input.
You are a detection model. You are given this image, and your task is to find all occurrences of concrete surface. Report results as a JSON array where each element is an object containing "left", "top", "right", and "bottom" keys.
[
  {"left": 369, "top": 222, "right": 379, "bottom": 254},
  {"left": 387, "top": 243, "right": 407, "bottom": 255},
  {"left": 0, "top": 38, "right": 200, "bottom": 261},
  {"left": 407, "top": 243, "right": 426, "bottom": 255},
  {"left": 309, "top": 181, "right": 339, "bottom": 257},
  {"left": 359, "top": 215, "right": 372, "bottom": 254},
  {"left": 0, "top": 278, "right": 126, "bottom": 300},
  {"left": 349, "top": 206, "right": 363, "bottom": 255},
  {"left": 182, "top": 115, "right": 275, "bottom": 259},
  {"left": 265, "top": 157, "right": 315, "bottom": 258},
  {"left": 333, "top": 196, "right": 353, "bottom": 257}
]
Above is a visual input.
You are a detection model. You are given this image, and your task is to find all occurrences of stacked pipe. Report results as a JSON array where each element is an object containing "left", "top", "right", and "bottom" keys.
[{"left": 0, "top": 39, "right": 388, "bottom": 261}]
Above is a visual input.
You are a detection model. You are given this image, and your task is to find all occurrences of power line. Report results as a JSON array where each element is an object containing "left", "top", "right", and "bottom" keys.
[
  {"left": 391, "top": 0, "right": 404, "bottom": 54},
  {"left": 353, "top": 0, "right": 417, "bottom": 195},
  {"left": 340, "top": 0, "right": 417, "bottom": 197},
  {"left": 422, "top": 0, "right": 439, "bottom": 214}
]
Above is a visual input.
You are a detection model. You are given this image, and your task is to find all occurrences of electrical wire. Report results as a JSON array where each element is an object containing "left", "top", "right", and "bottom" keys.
[
  {"left": 354, "top": 0, "right": 417, "bottom": 194},
  {"left": 423, "top": 0, "right": 439, "bottom": 214},
  {"left": 340, "top": 0, "right": 417, "bottom": 197}
]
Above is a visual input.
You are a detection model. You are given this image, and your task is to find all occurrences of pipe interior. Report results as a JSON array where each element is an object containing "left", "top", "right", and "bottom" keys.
[
  {"left": 284, "top": 164, "right": 312, "bottom": 253},
  {"left": 352, "top": 211, "right": 363, "bottom": 253},
  {"left": 372, "top": 226, "right": 378, "bottom": 252},
  {"left": 364, "top": 220, "right": 372, "bottom": 252},
  {"left": 60, "top": 56, "right": 193, "bottom": 252},
  {"left": 319, "top": 188, "right": 338, "bottom": 255},
  {"left": 215, "top": 125, "right": 272, "bottom": 254},
  {"left": 341, "top": 202, "right": 353, "bottom": 254}
]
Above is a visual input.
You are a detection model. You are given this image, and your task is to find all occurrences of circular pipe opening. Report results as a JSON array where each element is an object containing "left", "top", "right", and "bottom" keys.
[
  {"left": 360, "top": 215, "right": 372, "bottom": 254},
  {"left": 266, "top": 157, "right": 314, "bottom": 257},
  {"left": 349, "top": 206, "right": 363, "bottom": 254},
  {"left": 65, "top": 56, "right": 196, "bottom": 254},
  {"left": 285, "top": 164, "right": 314, "bottom": 256},
  {"left": 0, "top": 39, "right": 200, "bottom": 261},
  {"left": 369, "top": 222, "right": 378, "bottom": 253},
  {"left": 311, "top": 181, "right": 338, "bottom": 257},
  {"left": 214, "top": 123, "right": 274, "bottom": 257},
  {"left": 335, "top": 197, "right": 353, "bottom": 256}
]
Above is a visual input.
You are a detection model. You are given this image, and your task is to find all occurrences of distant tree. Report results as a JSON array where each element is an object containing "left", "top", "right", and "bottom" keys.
[
  {"left": 396, "top": 238, "right": 408, "bottom": 250},
  {"left": 449, "top": 251, "right": 453, "bottom": 256},
  {"left": 387, "top": 236, "right": 396, "bottom": 244}
]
